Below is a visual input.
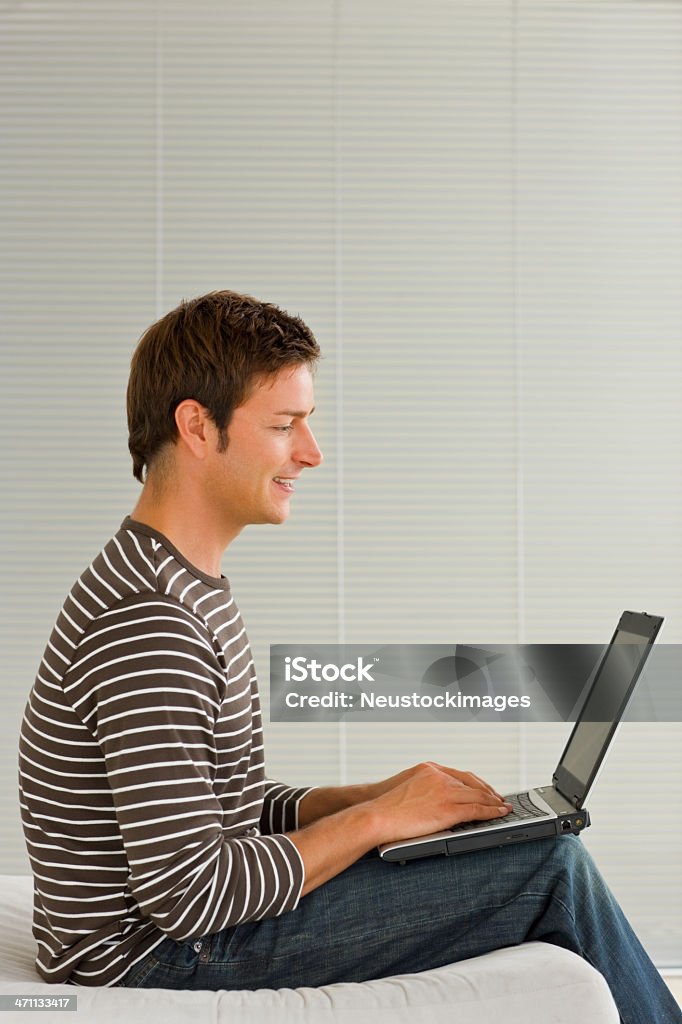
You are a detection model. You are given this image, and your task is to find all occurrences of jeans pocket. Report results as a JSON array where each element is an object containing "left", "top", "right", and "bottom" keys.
[
  {"left": 123, "top": 935, "right": 207, "bottom": 989},
  {"left": 122, "top": 942, "right": 171, "bottom": 988},
  {"left": 208, "top": 920, "right": 261, "bottom": 964}
]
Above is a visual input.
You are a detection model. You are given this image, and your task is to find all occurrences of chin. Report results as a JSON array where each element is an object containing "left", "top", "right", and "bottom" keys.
[{"left": 261, "top": 504, "right": 290, "bottom": 526}]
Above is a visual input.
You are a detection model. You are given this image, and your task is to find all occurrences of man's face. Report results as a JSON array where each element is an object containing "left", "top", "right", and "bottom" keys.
[{"left": 205, "top": 363, "right": 322, "bottom": 539}]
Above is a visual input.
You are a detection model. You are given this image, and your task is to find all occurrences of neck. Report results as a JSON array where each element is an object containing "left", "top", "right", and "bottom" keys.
[{"left": 131, "top": 480, "right": 238, "bottom": 578}]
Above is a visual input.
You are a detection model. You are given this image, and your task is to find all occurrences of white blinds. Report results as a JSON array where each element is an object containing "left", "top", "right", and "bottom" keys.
[{"left": 1, "top": 0, "right": 680, "bottom": 966}]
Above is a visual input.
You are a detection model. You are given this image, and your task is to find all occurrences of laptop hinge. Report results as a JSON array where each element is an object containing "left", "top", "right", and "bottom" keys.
[{"left": 553, "top": 775, "right": 581, "bottom": 809}]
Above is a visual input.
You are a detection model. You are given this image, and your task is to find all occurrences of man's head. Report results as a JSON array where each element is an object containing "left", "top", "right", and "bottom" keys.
[{"left": 127, "top": 290, "right": 320, "bottom": 483}]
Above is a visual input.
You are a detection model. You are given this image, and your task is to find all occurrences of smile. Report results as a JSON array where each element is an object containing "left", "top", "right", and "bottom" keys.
[{"left": 273, "top": 477, "right": 295, "bottom": 491}]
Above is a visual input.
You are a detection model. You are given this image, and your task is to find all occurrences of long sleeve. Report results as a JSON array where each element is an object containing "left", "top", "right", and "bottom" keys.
[
  {"left": 261, "top": 779, "right": 316, "bottom": 834},
  {"left": 62, "top": 594, "right": 305, "bottom": 942},
  {"left": 20, "top": 520, "right": 311, "bottom": 985}
]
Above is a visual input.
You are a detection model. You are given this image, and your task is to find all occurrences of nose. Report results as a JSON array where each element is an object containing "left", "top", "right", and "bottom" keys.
[{"left": 296, "top": 422, "right": 323, "bottom": 468}]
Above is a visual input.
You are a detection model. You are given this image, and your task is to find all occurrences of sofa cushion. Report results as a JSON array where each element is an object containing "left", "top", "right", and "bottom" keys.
[{"left": 0, "top": 875, "right": 619, "bottom": 1023}]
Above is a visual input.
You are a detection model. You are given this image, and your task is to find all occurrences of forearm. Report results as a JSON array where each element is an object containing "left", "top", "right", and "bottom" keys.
[
  {"left": 296, "top": 765, "right": 455, "bottom": 826},
  {"left": 290, "top": 763, "right": 511, "bottom": 898},
  {"left": 289, "top": 799, "right": 384, "bottom": 895},
  {"left": 297, "top": 783, "right": 377, "bottom": 826}
]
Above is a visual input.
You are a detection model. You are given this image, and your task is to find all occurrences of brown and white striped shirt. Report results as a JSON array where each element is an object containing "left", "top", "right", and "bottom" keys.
[{"left": 18, "top": 518, "right": 310, "bottom": 986}]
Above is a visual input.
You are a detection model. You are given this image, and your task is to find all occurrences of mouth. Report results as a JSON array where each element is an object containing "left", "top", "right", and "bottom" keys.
[{"left": 273, "top": 476, "right": 296, "bottom": 492}]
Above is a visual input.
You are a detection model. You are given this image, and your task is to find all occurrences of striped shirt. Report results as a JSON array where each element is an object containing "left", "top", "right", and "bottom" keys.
[{"left": 18, "top": 518, "right": 310, "bottom": 986}]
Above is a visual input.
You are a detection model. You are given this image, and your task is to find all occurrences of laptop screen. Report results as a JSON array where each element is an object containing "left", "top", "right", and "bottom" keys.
[{"left": 555, "top": 613, "right": 663, "bottom": 806}]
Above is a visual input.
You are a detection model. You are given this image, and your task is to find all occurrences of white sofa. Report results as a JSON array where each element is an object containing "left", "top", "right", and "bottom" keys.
[{"left": 0, "top": 875, "right": 619, "bottom": 1023}]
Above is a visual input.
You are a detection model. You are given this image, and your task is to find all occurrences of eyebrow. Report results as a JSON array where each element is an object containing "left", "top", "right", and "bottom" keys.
[{"left": 273, "top": 407, "right": 315, "bottom": 417}]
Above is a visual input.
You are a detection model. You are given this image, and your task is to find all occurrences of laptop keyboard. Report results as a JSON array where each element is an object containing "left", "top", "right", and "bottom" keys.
[{"left": 450, "top": 791, "right": 548, "bottom": 833}]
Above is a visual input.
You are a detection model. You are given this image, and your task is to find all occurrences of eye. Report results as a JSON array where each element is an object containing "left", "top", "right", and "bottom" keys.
[{"left": 274, "top": 423, "right": 294, "bottom": 432}]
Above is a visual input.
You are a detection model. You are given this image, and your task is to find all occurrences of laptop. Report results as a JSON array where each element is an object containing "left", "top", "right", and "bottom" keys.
[{"left": 379, "top": 610, "right": 663, "bottom": 864}]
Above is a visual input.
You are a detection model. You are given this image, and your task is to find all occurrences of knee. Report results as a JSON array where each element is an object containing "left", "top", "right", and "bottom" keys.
[
  {"left": 555, "top": 833, "right": 590, "bottom": 867},
  {"left": 551, "top": 836, "right": 608, "bottom": 902}
]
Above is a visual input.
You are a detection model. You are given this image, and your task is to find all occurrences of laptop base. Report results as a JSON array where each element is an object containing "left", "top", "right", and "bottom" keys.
[{"left": 381, "top": 805, "right": 590, "bottom": 863}]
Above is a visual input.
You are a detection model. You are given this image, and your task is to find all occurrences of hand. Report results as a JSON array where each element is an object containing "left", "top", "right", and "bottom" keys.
[
  {"left": 290, "top": 762, "right": 512, "bottom": 896},
  {"left": 368, "top": 761, "right": 512, "bottom": 845},
  {"left": 368, "top": 761, "right": 505, "bottom": 802}
]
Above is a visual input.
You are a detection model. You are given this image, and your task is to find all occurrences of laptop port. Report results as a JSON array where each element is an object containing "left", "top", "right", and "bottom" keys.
[{"left": 561, "top": 819, "right": 572, "bottom": 832}]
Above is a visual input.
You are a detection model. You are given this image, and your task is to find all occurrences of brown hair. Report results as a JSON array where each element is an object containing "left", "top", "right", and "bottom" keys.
[{"left": 127, "top": 290, "right": 320, "bottom": 482}]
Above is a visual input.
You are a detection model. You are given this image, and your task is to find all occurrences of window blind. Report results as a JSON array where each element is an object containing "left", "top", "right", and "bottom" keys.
[{"left": 1, "top": 0, "right": 679, "bottom": 966}]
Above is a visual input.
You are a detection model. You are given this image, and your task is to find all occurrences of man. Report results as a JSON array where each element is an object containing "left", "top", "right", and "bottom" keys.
[{"left": 19, "top": 290, "right": 680, "bottom": 1020}]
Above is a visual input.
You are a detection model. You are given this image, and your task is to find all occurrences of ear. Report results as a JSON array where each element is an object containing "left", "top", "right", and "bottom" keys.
[{"left": 174, "top": 399, "right": 213, "bottom": 461}]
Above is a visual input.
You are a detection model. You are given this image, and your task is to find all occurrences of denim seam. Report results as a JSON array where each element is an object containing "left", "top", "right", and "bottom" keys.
[{"left": 126, "top": 952, "right": 163, "bottom": 988}]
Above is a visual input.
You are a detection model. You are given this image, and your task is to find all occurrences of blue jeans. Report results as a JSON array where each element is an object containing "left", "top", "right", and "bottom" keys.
[{"left": 121, "top": 835, "right": 681, "bottom": 1024}]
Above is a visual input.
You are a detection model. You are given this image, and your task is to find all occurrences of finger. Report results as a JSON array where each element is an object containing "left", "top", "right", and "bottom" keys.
[
  {"left": 436, "top": 765, "right": 504, "bottom": 802},
  {"left": 448, "top": 784, "right": 509, "bottom": 808},
  {"left": 466, "top": 772, "right": 505, "bottom": 802},
  {"left": 453, "top": 802, "right": 512, "bottom": 825}
]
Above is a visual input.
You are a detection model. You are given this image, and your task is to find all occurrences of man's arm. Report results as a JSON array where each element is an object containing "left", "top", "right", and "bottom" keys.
[
  {"left": 66, "top": 595, "right": 308, "bottom": 939},
  {"left": 260, "top": 779, "right": 315, "bottom": 833},
  {"left": 291, "top": 761, "right": 512, "bottom": 896},
  {"left": 296, "top": 782, "right": 375, "bottom": 825}
]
